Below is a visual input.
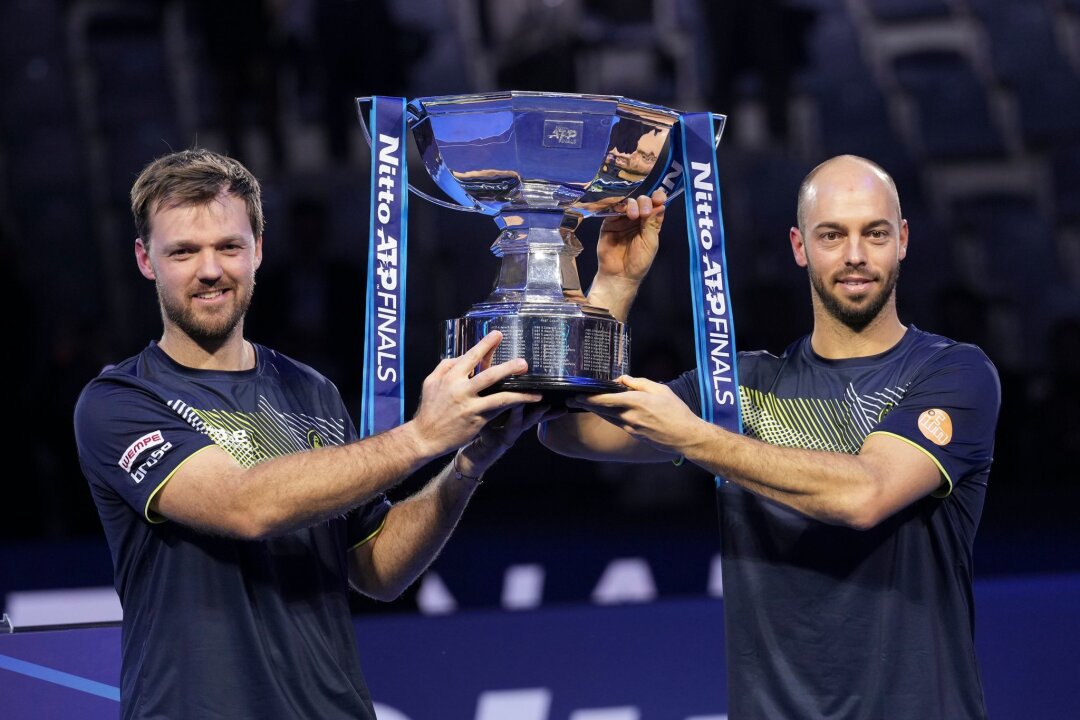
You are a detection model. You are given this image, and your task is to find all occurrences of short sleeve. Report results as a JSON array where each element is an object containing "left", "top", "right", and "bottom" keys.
[
  {"left": 345, "top": 497, "right": 392, "bottom": 549},
  {"left": 870, "top": 344, "right": 1000, "bottom": 497},
  {"left": 337, "top": 395, "right": 392, "bottom": 547},
  {"left": 666, "top": 369, "right": 702, "bottom": 417},
  {"left": 74, "top": 378, "right": 215, "bottom": 522}
]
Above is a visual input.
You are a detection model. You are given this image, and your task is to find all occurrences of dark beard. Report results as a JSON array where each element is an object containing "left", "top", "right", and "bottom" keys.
[
  {"left": 809, "top": 264, "right": 898, "bottom": 332},
  {"left": 158, "top": 284, "right": 252, "bottom": 349}
]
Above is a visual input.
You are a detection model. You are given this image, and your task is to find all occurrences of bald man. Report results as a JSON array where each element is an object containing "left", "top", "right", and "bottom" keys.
[{"left": 541, "top": 155, "right": 999, "bottom": 719}]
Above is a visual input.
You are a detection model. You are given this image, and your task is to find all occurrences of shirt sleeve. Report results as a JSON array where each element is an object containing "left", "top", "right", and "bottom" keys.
[
  {"left": 74, "top": 377, "right": 216, "bottom": 523},
  {"left": 345, "top": 499, "right": 391, "bottom": 549},
  {"left": 337, "top": 400, "right": 392, "bottom": 548},
  {"left": 666, "top": 368, "right": 703, "bottom": 417},
  {"left": 869, "top": 343, "right": 1001, "bottom": 497}
]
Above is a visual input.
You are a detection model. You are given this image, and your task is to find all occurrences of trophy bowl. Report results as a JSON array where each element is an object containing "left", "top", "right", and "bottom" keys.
[{"left": 374, "top": 91, "right": 692, "bottom": 398}]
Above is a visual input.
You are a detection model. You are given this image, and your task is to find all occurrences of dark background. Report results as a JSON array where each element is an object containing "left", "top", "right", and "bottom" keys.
[{"left": 3, "top": 0, "right": 1078, "bottom": 610}]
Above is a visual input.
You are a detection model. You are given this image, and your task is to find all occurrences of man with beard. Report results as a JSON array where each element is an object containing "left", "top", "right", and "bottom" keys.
[
  {"left": 72, "top": 149, "right": 591, "bottom": 719},
  {"left": 540, "top": 154, "right": 1000, "bottom": 719}
]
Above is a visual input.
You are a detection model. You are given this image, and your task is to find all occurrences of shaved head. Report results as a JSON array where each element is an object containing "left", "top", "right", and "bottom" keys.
[{"left": 796, "top": 155, "right": 902, "bottom": 233}]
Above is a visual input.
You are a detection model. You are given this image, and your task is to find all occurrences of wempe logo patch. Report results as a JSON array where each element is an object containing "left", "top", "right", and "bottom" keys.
[{"left": 119, "top": 431, "right": 165, "bottom": 471}]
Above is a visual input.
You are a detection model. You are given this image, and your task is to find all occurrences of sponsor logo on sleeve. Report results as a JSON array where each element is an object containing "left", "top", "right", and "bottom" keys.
[
  {"left": 119, "top": 431, "right": 166, "bottom": 471},
  {"left": 129, "top": 442, "right": 174, "bottom": 484},
  {"left": 918, "top": 409, "right": 953, "bottom": 446}
]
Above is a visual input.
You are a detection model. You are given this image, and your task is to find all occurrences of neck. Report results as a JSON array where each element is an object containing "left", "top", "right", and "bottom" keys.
[
  {"left": 809, "top": 301, "right": 906, "bottom": 360},
  {"left": 158, "top": 327, "right": 254, "bottom": 371}
]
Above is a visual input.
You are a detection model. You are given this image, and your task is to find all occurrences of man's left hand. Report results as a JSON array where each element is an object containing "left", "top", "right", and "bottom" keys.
[
  {"left": 565, "top": 375, "right": 703, "bottom": 456},
  {"left": 456, "top": 403, "right": 567, "bottom": 479}
]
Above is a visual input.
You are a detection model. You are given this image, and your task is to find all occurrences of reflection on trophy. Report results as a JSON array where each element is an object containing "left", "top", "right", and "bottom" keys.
[{"left": 360, "top": 91, "right": 723, "bottom": 398}]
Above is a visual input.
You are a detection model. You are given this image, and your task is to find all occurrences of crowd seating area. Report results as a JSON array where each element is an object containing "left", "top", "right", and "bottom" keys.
[{"left": 1, "top": 0, "right": 1076, "bottom": 574}]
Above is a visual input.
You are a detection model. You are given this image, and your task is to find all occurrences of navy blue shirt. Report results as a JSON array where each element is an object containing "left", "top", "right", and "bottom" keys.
[
  {"left": 74, "top": 342, "right": 389, "bottom": 720},
  {"left": 669, "top": 326, "right": 999, "bottom": 720}
]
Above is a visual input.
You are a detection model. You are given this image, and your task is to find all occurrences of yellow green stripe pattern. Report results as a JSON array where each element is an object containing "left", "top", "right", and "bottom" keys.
[
  {"left": 740, "top": 382, "right": 906, "bottom": 455},
  {"left": 166, "top": 395, "right": 347, "bottom": 466}
]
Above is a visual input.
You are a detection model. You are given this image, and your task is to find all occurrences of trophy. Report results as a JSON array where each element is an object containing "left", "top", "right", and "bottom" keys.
[{"left": 358, "top": 91, "right": 726, "bottom": 404}]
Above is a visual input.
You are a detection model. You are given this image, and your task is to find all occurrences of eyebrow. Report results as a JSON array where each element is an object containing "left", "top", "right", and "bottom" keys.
[
  {"left": 164, "top": 234, "right": 251, "bottom": 248},
  {"left": 813, "top": 219, "right": 893, "bottom": 233}
]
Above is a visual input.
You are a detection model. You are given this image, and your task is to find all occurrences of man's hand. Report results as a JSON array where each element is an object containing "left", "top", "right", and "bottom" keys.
[
  {"left": 409, "top": 331, "right": 542, "bottom": 458},
  {"left": 596, "top": 189, "right": 667, "bottom": 284},
  {"left": 456, "top": 402, "right": 568, "bottom": 478},
  {"left": 565, "top": 374, "right": 702, "bottom": 457},
  {"left": 587, "top": 190, "right": 667, "bottom": 322}
]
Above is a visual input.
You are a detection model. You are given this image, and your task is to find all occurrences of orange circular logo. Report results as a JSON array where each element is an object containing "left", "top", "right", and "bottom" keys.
[{"left": 918, "top": 409, "right": 953, "bottom": 446}]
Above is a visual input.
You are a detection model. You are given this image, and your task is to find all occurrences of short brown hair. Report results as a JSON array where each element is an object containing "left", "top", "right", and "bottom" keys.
[{"left": 130, "top": 149, "right": 265, "bottom": 244}]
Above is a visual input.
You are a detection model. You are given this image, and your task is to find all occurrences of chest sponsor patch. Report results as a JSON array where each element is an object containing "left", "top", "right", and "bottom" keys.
[
  {"left": 119, "top": 431, "right": 166, "bottom": 471},
  {"left": 918, "top": 408, "right": 953, "bottom": 446}
]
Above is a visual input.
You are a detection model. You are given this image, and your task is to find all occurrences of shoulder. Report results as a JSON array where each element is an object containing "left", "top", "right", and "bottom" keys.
[
  {"left": 255, "top": 344, "right": 336, "bottom": 386},
  {"left": 75, "top": 350, "right": 157, "bottom": 411},
  {"left": 904, "top": 327, "right": 999, "bottom": 383},
  {"left": 253, "top": 343, "right": 347, "bottom": 407}
]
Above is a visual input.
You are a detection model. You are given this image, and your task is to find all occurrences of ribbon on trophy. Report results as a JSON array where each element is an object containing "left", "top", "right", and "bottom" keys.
[
  {"left": 360, "top": 96, "right": 409, "bottom": 438},
  {"left": 677, "top": 113, "right": 743, "bottom": 439}
]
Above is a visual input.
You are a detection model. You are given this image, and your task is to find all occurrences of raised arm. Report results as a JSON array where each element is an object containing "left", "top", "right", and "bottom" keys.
[{"left": 540, "top": 190, "right": 669, "bottom": 461}]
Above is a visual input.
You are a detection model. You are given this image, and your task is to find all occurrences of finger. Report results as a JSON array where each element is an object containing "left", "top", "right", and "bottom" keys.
[
  {"left": 650, "top": 188, "right": 668, "bottom": 206},
  {"left": 470, "top": 357, "right": 529, "bottom": 391},
  {"left": 624, "top": 196, "right": 641, "bottom": 221},
  {"left": 476, "top": 391, "right": 544, "bottom": 416},
  {"left": 520, "top": 402, "right": 555, "bottom": 428},
  {"left": 457, "top": 331, "right": 504, "bottom": 374},
  {"left": 615, "top": 374, "right": 658, "bottom": 391},
  {"left": 566, "top": 391, "right": 638, "bottom": 410},
  {"left": 477, "top": 337, "right": 499, "bottom": 373},
  {"left": 578, "top": 403, "right": 630, "bottom": 428},
  {"left": 501, "top": 405, "right": 527, "bottom": 435},
  {"left": 636, "top": 194, "right": 653, "bottom": 216}
]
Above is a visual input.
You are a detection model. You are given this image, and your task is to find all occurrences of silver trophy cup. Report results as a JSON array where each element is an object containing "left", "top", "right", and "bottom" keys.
[{"left": 359, "top": 91, "right": 723, "bottom": 398}]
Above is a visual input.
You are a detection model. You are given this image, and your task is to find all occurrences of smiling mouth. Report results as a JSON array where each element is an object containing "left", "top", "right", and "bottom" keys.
[{"left": 194, "top": 289, "right": 228, "bottom": 300}]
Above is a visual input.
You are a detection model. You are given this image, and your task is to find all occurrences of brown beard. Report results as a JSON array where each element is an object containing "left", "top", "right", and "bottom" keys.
[{"left": 158, "top": 282, "right": 253, "bottom": 349}]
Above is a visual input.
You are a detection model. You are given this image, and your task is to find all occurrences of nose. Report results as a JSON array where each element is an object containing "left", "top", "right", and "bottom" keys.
[
  {"left": 844, "top": 236, "right": 868, "bottom": 266},
  {"left": 195, "top": 249, "right": 223, "bottom": 281}
]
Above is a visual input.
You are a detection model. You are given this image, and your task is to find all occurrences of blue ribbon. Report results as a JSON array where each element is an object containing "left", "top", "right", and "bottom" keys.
[
  {"left": 361, "top": 96, "right": 409, "bottom": 438},
  {"left": 678, "top": 113, "right": 743, "bottom": 437}
]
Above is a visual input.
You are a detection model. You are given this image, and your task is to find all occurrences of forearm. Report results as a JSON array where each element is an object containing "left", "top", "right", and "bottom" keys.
[
  {"left": 351, "top": 459, "right": 479, "bottom": 600},
  {"left": 539, "top": 412, "right": 671, "bottom": 462},
  {"left": 585, "top": 273, "right": 642, "bottom": 323},
  {"left": 678, "top": 424, "right": 886, "bottom": 528},
  {"left": 194, "top": 421, "right": 442, "bottom": 539}
]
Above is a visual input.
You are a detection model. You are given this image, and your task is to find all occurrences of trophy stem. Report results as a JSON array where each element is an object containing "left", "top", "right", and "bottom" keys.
[{"left": 485, "top": 222, "right": 585, "bottom": 305}]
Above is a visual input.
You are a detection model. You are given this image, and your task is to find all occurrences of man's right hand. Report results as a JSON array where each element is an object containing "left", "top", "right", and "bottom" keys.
[
  {"left": 586, "top": 190, "right": 667, "bottom": 323},
  {"left": 407, "top": 331, "right": 542, "bottom": 459}
]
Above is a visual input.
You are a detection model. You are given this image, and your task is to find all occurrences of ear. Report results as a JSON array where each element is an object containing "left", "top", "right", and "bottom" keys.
[
  {"left": 790, "top": 226, "right": 808, "bottom": 268},
  {"left": 898, "top": 219, "right": 909, "bottom": 262},
  {"left": 135, "top": 238, "right": 156, "bottom": 280},
  {"left": 253, "top": 235, "right": 264, "bottom": 271}
]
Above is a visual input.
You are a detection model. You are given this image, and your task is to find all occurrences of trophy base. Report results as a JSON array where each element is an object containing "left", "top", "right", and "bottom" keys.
[
  {"left": 484, "top": 374, "right": 626, "bottom": 409},
  {"left": 444, "top": 303, "right": 630, "bottom": 405}
]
